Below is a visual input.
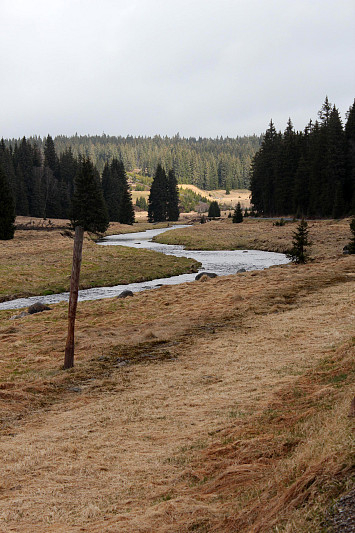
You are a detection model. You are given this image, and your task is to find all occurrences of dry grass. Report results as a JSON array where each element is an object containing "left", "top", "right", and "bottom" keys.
[
  {"left": 178, "top": 185, "right": 251, "bottom": 209},
  {"left": 154, "top": 217, "right": 352, "bottom": 260},
  {"left": 0, "top": 219, "right": 354, "bottom": 532},
  {"left": 0, "top": 219, "right": 199, "bottom": 301}
]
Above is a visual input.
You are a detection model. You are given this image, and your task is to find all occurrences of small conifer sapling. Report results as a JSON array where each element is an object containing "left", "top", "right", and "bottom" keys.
[
  {"left": 288, "top": 218, "right": 311, "bottom": 263},
  {"left": 233, "top": 202, "right": 243, "bottom": 223}
]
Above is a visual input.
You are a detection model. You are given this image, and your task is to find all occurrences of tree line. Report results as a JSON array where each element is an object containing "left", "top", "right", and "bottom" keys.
[
  {"left": 0, "top": 136, "right": 134, "bottom": 224},
  {"left": 250, "top": 97, "right": 355, "bottom": 218},
  {"left": 3, "top": 133, "right": 261, "bottom": 191}
]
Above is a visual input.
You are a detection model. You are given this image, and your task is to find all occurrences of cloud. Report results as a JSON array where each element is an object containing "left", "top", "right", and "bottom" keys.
[{"left": 1, "top": 0, "right": 354, "bottom": 137}]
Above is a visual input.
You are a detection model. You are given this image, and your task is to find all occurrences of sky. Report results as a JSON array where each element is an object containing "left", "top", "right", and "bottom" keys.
[{"left": 1, "top": 0, "right": 354, "bottom": 139}]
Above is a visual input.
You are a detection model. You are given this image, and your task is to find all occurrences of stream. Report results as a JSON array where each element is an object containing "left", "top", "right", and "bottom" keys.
[{"left": 0, "top": 225, "right": 289, "bottom": 310}]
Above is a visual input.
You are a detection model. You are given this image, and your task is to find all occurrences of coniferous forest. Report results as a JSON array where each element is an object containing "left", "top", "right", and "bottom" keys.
[
  {"left": 2, "top": 134, "right": 260, "bottom": 194},
  {"left": 0, "top": 136, "right": 135, "bottom": 223},
  {"left": 250, "top": 97, "right": 355, "bottom": 218}
]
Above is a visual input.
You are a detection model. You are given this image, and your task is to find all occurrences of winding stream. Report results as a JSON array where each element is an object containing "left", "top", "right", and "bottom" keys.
[{"left": 0, "top": 225, "right": 289, "bottom": 310}]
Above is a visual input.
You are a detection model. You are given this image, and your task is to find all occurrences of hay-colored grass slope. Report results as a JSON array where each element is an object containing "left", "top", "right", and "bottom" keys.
[
  {"left": 0, "top": 219, "right": 354, "bottom": 532},
  {"left": 178, "top": 184, "right": 251, "bottom": 209}
]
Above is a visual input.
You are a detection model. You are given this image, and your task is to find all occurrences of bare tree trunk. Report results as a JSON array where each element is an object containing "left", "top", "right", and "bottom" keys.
[{"left": 64, "top": 225, "right": 84, "bottom": 369}]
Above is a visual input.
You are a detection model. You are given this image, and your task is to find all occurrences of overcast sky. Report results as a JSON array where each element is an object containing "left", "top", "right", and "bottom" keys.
[{"left": 1, "top": 0, "right": 354, "bottom": 139}]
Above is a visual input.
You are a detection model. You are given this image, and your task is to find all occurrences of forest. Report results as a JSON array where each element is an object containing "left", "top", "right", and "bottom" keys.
[
  {"left": 2, "top": 133, "right": 260, "bottom": 196},
  {"left": 250, "top": 97, "right": 355, "bottom": 218}
]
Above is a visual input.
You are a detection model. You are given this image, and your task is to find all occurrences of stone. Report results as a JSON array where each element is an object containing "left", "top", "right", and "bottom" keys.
[
  {"left": 27, "top": 302, "right": 51, "bottom": 314},
  {"left": 10, "top": 311, "right": 29, "bottom": 320},
  {"left": 238, "top": 268, "right": 246, "bottom": 273},
  {"left": 195, "top": 272, "right": 217, "bottom": 281},
  {"left": 117, "top": 290, "right": 134, "bottom": 299}
]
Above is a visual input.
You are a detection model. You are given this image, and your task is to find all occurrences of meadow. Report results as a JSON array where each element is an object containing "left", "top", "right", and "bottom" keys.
[
  {"left": 0, "top": 217, "right": 354, "bottom": 532},
  {"left": 0, "top": 219, "right": 199, "bottom": 302}
]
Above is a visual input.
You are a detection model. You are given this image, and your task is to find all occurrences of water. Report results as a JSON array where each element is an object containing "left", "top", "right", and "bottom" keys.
[{"left": 0, "top": 225, "right": 289, "bottom": 310}]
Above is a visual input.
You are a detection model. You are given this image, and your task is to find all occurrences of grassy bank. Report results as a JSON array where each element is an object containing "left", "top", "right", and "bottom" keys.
[
  {"left": 0, "top": 223, "right": 199, "bottom": 301},
  {"left": 153, "top": 217, "right": 352, "bottom": 260}
]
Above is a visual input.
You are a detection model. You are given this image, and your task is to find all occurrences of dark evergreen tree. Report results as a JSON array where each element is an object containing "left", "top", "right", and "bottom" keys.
[
  {"left": 288, "top": 219, "right": 311, "bottom": 263},
  {"left": 71, "top": 157, "right": 109, "bottom": 233},
  {"left": 167, "top": 169, "right": 180, "bottom": 221},
  {"left": 232, "top": 202, "right": 243, "bottom": 223},
  {"left": 136, "top": 196, "right": 148, "bottom": 210},
  {"left": 102, "top": 160, "right": 120, "bottom": 221},
  {"left": 148, "top": 164, "right": 168, "bottom": 222},
  {"left": 44, "top": 135, "right": 59, "bottom": 175},
  {"left": 208, "top": 200, "right": 220, "bottom": 218},
  {"left": 102, "top": 158, "right": 135, "bottom": 224},
  {"left": 250, "top": 120, "right": 281, "bottom": 215},
  {"left": 58, "top": 147, "right": 78, "bottom": 218},
  {"left": 348, "top": 217, "right": 355, "bottom": 254},
  {"left": 327, "top": 106, "right": 346, "bottom": 218},
  {"left": 0, "top": 164, "right": 15, "bottom": 240},
  {"left": 275, "top": 118, "right": 298, "bottom": 214},
  {"left": 345, "top": 100, "right": 355, "bottom": 213},
  {"left": 117, "top": 159, "right": 135, "bottom": 224}
]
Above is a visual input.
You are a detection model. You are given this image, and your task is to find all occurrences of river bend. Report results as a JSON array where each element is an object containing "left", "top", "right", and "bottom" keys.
[{"left": 0, "top": 225, "right": 289, "bottom": 310}]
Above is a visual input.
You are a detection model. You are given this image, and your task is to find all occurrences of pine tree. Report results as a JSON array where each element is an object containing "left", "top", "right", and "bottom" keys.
[
  {"left": 70, "top": 157, "right": 109, "bottom": 233},
  {"left": 232, "top": 202, "right": 243, "bottom": 223},
  {"left": 58, "top": 147, "right": 77, "bottom": 218},
  {"left": 250, "top": 120, "right": 281, "bottom": 215},
  {"left": 345, "top": 100, "right": 355, "bottom": 213},
  {"left": 208, "top": 200, "right": 220, "bottom": 218},
  {"left": 102, "top": 159, "right": 135, "bottom": 224},
  {"left": 102, "top": 159, "right": 121, "bottom": 222},
  {"left": 44, "top": 135, "right": 58, "bottom": 174},
  {"left": 148, "top": 164, "right": 168, "bottom": 222},
  {"left": 0, "top": 164, "right": 15, "bottom": 240},
  {"left": 118, "top": 159, "right": 135, "bottom": 224},
  {"left": 288, "top": 219, "right": 311, "bottom": 263},
  {"left": 167, "top": 169, "right": 180, "bottom": 221},
  {"left": 275, "top": 118, "right": 299, "bottom": 214}
]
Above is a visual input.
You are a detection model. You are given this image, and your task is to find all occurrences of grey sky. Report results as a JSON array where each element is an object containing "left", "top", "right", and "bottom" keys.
[{"left": 1, "top": 0, "right": 354, "bottom": 138}]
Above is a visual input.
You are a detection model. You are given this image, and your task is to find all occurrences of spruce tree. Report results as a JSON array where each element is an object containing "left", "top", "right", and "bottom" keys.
[
  {"left": 208, "top": 200, "right": 220, "bottom": 218},
  {"left": 0, "top": 164, "right": 15, "bottom": 240},
  {"left": 167, "top": 169, "right": 180, "bottom": 221},
  {"left": 232, "top": 202, "right": 243, "bottom": 223},
  {"left": 44, "top": 135, "right": 58, "bottom": 174},
  {"left": 102, "top": 159, "right": 135, "bottom": 224},
  {"left": 288, "top": 219, "right": 311, "bottom": 264},
  {"left": 148, "top": 164, "right": 168, "bottom": 222},
  {"left": 117, "top": 159, "right": 135, "bottom": 224},
  {"left": 345, "top": 100, "right": 355, "bottom": 213},
  {"left": 71, "top": 157, "right": 109, "bottom": 233}
]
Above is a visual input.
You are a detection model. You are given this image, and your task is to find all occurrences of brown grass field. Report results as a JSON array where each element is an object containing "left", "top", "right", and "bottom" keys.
[{"left": 0, "top": 217, "right": 354, "bottom": 532}]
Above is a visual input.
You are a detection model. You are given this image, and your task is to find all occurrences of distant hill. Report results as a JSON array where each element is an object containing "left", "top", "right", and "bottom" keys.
[{"left": 6, "top": 133, "right": 261, "bottom": 191}]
